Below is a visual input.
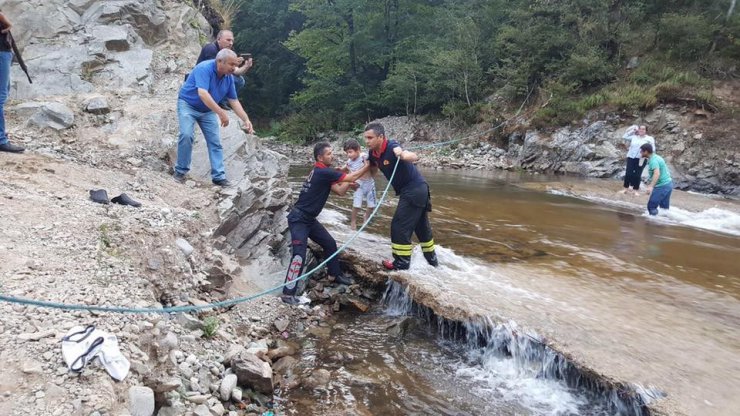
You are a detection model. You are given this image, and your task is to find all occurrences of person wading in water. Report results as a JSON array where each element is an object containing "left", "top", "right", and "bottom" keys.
[{"left": 364, "top": 122, "right": 438, "bottom": 270}]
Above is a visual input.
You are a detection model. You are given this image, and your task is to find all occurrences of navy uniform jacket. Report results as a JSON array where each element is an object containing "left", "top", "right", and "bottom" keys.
[
  {"left": 368, "top": 139, "right": 425, "bottom": 195},
  {"left": 292, "top": 162, "right": 346, "bottom": 218}
]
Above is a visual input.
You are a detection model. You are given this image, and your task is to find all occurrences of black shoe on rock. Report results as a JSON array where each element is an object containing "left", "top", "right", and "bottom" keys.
[
  {"left": 212, "top": 178, "right": 232, "bottom": 187},
  {"left": 281, "top": 295, "right": 301, "bottom": 305},
  {"left": 111, "top": 193, "right": 142, "bottom": 208},
  {"left": 89, "top": 189, "right": 110, "bottom": 204},
  {"left": 333, "top": 274, "right": 353, "bottom": 285},
  {"left": 0, "top": 143, "right": 25, "bottom": 153},
  {"left": 173, "top": 172, "right": 186, "bottom": 183}
]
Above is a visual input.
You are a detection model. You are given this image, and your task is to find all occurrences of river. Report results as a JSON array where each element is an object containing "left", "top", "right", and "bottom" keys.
[{"left": 282, "top": 167, "right": 740, "bottom": 415}]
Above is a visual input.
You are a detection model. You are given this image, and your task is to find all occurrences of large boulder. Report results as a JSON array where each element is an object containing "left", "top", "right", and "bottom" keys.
[
  {"left": 231, "top": 352, "right": 274, "bottom": 395},
  {"left": 81, "top": 0, "right": 167, "bottom": 45},
  {"left": 173, "top": 114, "right": 291, "bottom": 261},
  {"left": 12, "top": 101, "right": 75, "bottom": 130}
]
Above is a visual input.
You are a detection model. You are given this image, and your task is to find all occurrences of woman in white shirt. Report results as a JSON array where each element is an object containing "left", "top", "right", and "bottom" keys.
[{"left": 620, "top": 125, "right": 655, "bottom": 195}]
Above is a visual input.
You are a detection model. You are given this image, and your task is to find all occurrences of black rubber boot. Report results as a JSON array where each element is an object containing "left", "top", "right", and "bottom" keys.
[
  {"left": 111, "top": 193, "right": 142, "bottom": 208},
  {"left": 424, "top": 251, "right": 439, "bottom": 267},
  {"left": 89, "top": 189, "right": 109, "bottom": 205}
]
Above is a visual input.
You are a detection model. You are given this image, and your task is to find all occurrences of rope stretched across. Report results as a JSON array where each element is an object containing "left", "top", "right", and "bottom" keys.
[{"left": 0, "top": 119, "right": 511, "bottom": 314}]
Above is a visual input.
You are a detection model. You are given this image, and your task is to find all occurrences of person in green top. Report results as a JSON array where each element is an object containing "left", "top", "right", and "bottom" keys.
[{"left": 640, "top": 143, "right": 673, "bottom": 216}]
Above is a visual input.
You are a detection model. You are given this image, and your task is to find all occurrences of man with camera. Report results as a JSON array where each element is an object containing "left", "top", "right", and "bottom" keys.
[
  {"left": 174, "top": 49, "right": 254, "bottom": 187},
  {"left": 195, "top": 29, "right": 252, "bottom": 105}
]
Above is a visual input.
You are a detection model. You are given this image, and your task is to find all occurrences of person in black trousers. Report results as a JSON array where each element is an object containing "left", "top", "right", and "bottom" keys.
[
  {"left": 365, "top": 122, "right": 438, "bottom": 271},
  {"left": 621, "top": 124, "right": 655, "bottom": 196},
  {"left": 281, "top": 142, "right": 369, "bottom": 304}
]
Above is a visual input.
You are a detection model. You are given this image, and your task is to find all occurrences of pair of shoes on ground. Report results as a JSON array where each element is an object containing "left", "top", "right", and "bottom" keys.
[
  {"left": 0, "top": 142, "right": 25, "bottom": 153},
  {"left": 173, "top": 172, "right": 232, "bottom": 187},
  {"left": 89, "top": 189, "right": 141, "bottom": 207}
]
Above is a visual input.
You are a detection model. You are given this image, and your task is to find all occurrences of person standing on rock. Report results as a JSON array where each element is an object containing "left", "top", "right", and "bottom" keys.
[
  {"left": 620, "top": 125, "right": 655, "bottom": 195},
  {"left": 0, "top": 11, "right": 24, "bottom": 153},
  {"left": 364, "top": 123, "right": 438, "bottom": 271},
  {"left": 174, "top": 49, "right": 254, "bottom": 187},
  {"left": 195, "top": 30, "right": 252, "bottom": 104},
  {"left": 281, "top": 142, "right": 370, "bottom": 305},
  {"left": 640, "top": 143, "right": 673, "bottom": 216}
]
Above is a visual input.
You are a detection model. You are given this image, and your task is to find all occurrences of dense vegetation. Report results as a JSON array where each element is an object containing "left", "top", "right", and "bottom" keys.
[{"left": 227, "top": 0, "right": 739, "bottom": 140}]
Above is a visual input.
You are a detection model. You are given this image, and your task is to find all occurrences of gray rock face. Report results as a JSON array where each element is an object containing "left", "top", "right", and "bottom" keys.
[
  {"left": 231, "top": 352, "right": 274, "bottom": 395},
  {"left": 12, "top": 102, "right": 75, "bottom": 130},
  {"left": 128, "top": 386, "right": 155, "bottom": 416},
  {"left": 82, "top": 0, "right": 167, "bottom": 45},
  {"left": 3, "top": 0, "right": 205, "bottom": 100},
  {"left": 171, "top": 114, "right": 292, "bottom": 261}
]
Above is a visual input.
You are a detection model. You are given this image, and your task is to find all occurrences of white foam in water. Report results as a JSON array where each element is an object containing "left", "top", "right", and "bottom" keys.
[
  {"left": 648, "top": 207, "right": 740, "bottom": 236},
  {"left": 547, "top": 190, "right": 740, "bottom": 236}
]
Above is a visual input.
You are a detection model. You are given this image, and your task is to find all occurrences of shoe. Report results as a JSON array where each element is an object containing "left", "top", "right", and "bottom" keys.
[
  {"left": 382, "top": 260, "right": 395, "bottom": 270},
  {"left": 0, "top": 143, "right": 25, "bottom": 153},
  {"left": 212, "top": 178, "right": 232, "bottom": 187},
  {"left": 111, "top": 193, "right": 142, "bottom": 208},
  {"left": 333, "top": 274, "right": 353, "bottom": 285},
  {"left": 281, "top": 295, "right": 301, "bottom": 305},
  {"left": 89, "top": 189, "right": 110, "bottom": 204},
  {"left": 173, "top": 172, "right": 186, "bottom": 183},
  {"left": 425, "top": 253, "right": 439, "bottom": 267}
]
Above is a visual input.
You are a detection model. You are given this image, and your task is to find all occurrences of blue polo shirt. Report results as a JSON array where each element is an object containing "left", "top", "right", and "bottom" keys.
[
  {"left": 293, "top": 163, "right": 346, "bottom": 218},
  {"left": 178, "top": 60, "right": 237, "bottom": 112},
  {"left": 368, "top": 139, "right": 425, "bottom": 194}
]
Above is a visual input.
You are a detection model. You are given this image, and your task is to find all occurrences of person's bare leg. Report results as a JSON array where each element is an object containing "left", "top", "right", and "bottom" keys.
[
  {"left": 363, "top": 207, "right": 372, "bottom": 226},
  {"left": 351, "top": 207, "right": 359, "bottom": 230}
]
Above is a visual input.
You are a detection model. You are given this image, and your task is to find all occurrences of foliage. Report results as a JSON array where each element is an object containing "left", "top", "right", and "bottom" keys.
[
  {"left": 202, "top": 316, "right": 220, "bottom": 338},
  {"left": 211, "top": 0, "right": 244, "bottom": 29},
  {"left": 230, "top": 0, "right": 740, "bottom": 139}
]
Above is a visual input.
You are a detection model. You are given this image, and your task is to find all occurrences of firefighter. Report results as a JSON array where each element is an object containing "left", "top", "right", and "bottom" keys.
[
  {"left": 281, "top": 142, "right": 370, "bottom": 304},
  {"left": 365, "top": 122, "right": 438, "bottom": 270}
]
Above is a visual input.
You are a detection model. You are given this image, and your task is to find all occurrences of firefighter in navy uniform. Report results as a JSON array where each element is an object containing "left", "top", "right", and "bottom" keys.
[
  {"left": 281, "top": 142, "right": 370, "bottom": 304},
  {"left": 364, "top": 122, "right": 438, "bottom": 270}
]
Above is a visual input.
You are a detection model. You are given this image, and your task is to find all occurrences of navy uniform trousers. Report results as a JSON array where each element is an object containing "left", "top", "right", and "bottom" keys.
[
  {"left": 282, "top": 209, "right": 341, "bottom": 296},
  {"left": 390, "top": 182, "right": 437, "bottom": 269}
]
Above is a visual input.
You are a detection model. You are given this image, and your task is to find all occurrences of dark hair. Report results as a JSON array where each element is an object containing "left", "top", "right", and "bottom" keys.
[
  {"left": 364, "top": 122, "right": 385, "bottom": 138},
  {"left": 313, "top": 142, "right": 331, "bottom": 161},
  {"left": 343, "top": 138, "right": 361, "bottom": 152},
  {"left": 640, "top": 143, "right": 654, "bottom": 153}
]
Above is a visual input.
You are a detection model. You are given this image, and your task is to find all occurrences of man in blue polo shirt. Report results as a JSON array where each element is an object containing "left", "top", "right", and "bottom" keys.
[
  {"left": 281, "top": 142, "right": 370, "bottom": 304},
  {"left": 174, "top": 49, "right": 254, "bottom": 187},
  {"left": 195, "top": 30, "right": 251, "bottom": 105},
  {"left": 365, "top": 122, "right": 438, "bottom": 270}
]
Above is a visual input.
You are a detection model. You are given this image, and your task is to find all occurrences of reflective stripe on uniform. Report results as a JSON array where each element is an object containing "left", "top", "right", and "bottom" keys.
[
  {"left": 420, "top": 239, "right": 435, "bottom": 252},
  {"left": 392, "top": 249, "right": 413, "bottom": 256},
  {"left": 391, "top": 243, "right": 413, "bottom": 250}
]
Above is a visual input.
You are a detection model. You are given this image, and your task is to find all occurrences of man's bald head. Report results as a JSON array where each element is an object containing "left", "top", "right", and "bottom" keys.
[{"left": 216, "top": 30, "right": 234, "bottom": 50}]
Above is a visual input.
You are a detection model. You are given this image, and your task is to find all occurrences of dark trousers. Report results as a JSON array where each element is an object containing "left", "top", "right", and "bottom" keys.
[
  {"left": 647, "top": 182, "right": 673, "bottom": 216},
  {"left": 623, "top": 157, "right": 646, "bottom": 190},
  {"left": 282, "top": 209, "right": 341, "bottom": 296},
  {"left": 390, "top": 183, "right": 437, "bottom": 269}
]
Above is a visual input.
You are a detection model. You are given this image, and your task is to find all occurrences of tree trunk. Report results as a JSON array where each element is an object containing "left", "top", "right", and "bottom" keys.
[
  {"left": 463, "top": 72, "right": 471, "bottom": 107},
  {"left": 346, "top": 11, "right": 357, "bottom": 77},
  {"left": 729, "top": 0, "right": 737, "bottom": 20}
]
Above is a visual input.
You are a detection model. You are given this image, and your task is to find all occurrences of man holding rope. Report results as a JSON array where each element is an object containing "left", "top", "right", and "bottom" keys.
[{"left": 365, "top": 122, "right": 438, "bottom": 270}]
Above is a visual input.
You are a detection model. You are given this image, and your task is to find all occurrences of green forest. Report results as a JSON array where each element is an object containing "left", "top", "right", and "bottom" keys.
[{"left": 222, "top": 0, "right": 739, "bottom": 141}]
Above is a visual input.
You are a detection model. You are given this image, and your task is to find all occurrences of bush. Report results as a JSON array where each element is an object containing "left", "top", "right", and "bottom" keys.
[
  {"left": 657, "top": 14, "right": 716, "bottom": 61},
  {"left": 442, "top": 101, "right": 487, "bottom": 125},
  {"left": 609, "top": 84, "right": 657, "bottom": 110},
  {"left": 278, "top": 111, "right": 335, "bottom": 143},
  {"left": 561, "top": 47, "right": 616, "bottom": 87}
]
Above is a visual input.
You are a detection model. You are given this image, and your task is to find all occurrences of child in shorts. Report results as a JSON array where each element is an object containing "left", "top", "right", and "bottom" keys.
[{"left": 343, "top": 139, "right": 376, "bottom": 230}]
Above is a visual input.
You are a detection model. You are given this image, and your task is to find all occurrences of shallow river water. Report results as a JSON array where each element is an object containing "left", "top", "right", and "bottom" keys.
[{"left": 283, "top": 167, "right": 740, "bottom": 415}]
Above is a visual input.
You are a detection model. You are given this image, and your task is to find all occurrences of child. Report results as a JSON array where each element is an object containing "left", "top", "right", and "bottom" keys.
[{"left": 343, "top": 139, "right": 376, "bottom": 230}]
